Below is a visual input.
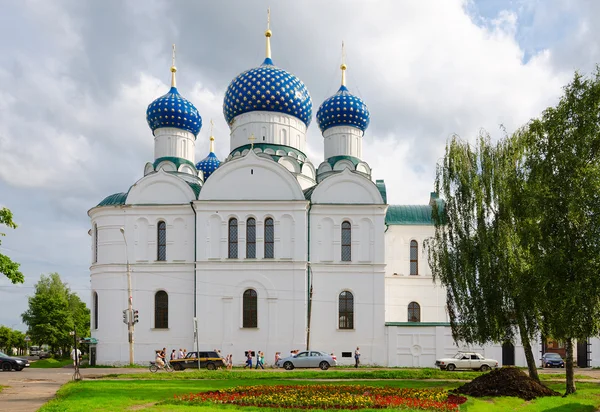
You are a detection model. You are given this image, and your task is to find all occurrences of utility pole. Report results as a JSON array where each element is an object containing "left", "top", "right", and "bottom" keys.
[{"left": 120, "top": 227, "right": 134, "bottom": 366}]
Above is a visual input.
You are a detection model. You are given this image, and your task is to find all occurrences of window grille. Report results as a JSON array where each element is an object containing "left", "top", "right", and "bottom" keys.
[
  {"left": 339, "top": 291, "right": 354, "bottom": 329},
  {"left": 229, "top": 218, "right": 238, "bottom": 258},
  {"left": 243, "top": 289, "right": 257, "bottom": 328},
  {"left": 157, "top": 221, "right": 166, "bottom": 261},
  {"left": 341, "top": 221, "right": 352, "bottom": 262},
  {"left": 155, "top": 291, "right": 169, "bottom": 328},
  {"left": 93, "top": 292, "right": 98, "bottom": 330},
  {"left": 410, "top": 240, "right": 418, "bottom": 275},
  {"left": 408, "top": 301, "right": 421, "bottom": 322},
  {"left": 246, "top": 218, "right": 256, "bottom": 258},
  {"left": 264, "top": 218, "right": 274, "bottom": 258}
]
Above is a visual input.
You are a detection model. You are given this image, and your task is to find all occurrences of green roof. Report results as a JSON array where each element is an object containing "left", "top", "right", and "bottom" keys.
[
  {"left": 386, "top": 205, "right": 434, "bottom": 225},
  {"left": 376, "top": 180, "right": 387, "bottom": 204},
  {"left": 230, "top": 143, "right": 308, "bottom": 164},
  {"left": 153, "top": 156, "right": 197, "bottom": 171},
  {"left": 326, "top": 155, "right": 362, "bottom": 167},
  {"left": 97, "top": 192, "right": 128, "bottom": 207},
  {"left": 303, "top": 186, "right": 316, "bottom": 200}
]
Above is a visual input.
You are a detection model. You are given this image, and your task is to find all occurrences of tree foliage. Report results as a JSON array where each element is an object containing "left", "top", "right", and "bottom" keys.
[
  {"left": 0, "top": 326, "right": 27, "bottom": 355},
  {"left": 0, "top": 207, "right": 24, "bottom": 284},
  {"left": 21, "top": 273, "right": 90, "bottom": 354},
  {"left": 426, "top": 132, "right": 541, "bottom": 381},
  {"left": 516, "top": 69, "right": 600, "bottom": 395}
]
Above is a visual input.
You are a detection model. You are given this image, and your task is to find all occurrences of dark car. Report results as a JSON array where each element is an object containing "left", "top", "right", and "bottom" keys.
[
  {"left": 169, "top": 351, "right": 224, "bottom": 371},
  {"left": 542, "top": 352, "right": 565, "bottom": 368},
  {"left": 0, "top": 351, "right": 30, "bottom": 371}
]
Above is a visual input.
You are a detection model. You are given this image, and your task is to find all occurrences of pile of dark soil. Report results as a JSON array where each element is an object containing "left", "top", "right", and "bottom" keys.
[{"left": 454, "top": 367, "right": 560, "bottom": 400}]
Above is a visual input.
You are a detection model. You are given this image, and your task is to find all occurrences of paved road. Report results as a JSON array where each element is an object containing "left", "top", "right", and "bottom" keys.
[
  {"left": 0, "top": 367, "right": 147, "bottom": 412},
  {"left": 1, "top": 366, "right": 598, "bottom": 412}
]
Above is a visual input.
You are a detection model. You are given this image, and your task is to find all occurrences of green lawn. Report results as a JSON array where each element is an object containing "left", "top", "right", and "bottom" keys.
[
  {"left": 29, "top": 358, "right": 73, "bottom": 368},
  {"left": 106, "top": 367, "right": 580, "bottom": 381},
  {"left": 38, "top": 378, "right": 600, "bottom": 412}
]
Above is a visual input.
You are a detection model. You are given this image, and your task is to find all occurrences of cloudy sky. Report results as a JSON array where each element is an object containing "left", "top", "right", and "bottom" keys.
[{"left": 0, "top": 0, "right": 598, "bottom": 330}]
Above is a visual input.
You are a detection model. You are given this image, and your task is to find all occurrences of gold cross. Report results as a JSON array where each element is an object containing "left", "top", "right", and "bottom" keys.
[
  {"left": 267, "top": 7, "right": 270, "bottom": 31},
  {"left": 172, "top": 44, "right": 176, "bottom": 67},
  {"left": 248, "top": 134, "right": 256, "bottom": 149},
  {"left": 209, "top": 119, "right": 214, "bottom": 136}
]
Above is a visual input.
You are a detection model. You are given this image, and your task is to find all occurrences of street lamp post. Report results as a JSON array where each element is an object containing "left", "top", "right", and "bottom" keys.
[{"left": 119, "top": 227, "right": 135, "bottom": 366}]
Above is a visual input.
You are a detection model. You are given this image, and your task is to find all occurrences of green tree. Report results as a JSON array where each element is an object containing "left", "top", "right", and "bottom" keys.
[
  {"left": 21, "top": 273, "right": 90, "bottom": 354},
  {"left": 517, "top": 69, "right": 600, "bottom": 395},
  {"left": 0, "top": 207, "right": 24, "bottom": 284},
  {"left": 426, "top": 132, "right": 541, "bottom": 382}
]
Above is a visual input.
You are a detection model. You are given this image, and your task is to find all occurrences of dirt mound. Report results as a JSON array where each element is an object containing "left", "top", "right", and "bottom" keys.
[{"left": 454, "top": 367, "right": 560, "bottom": 400}]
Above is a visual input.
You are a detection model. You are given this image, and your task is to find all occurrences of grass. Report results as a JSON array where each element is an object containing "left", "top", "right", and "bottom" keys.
[
  {"left": 38, "top": 377, "right": 600, "bottom": 412},
  {"left": 105, "top": 367, "right": 585, "bottom": 381},
  {"left": 30, "top": 358, "right": 73, "bottom": 368}
]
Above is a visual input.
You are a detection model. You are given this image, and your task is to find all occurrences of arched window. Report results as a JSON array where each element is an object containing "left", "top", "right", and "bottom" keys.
[
  {"left": 264, "top": 217, "right": 274, "bottom": 259},
  {"left": 155, "top": 291, "right": 168, "bottom": 329},
  {"left": 157, "top": 221, "right": 166, "bottom": 261},
  {"left": 246, "top": 218, "right": 256, "bottom": 258},
  {"left": 93, "top": 292, "right": 98, "bottom": 330},
  {"left": 408, "top": 301, "right": 421, "bottom": 322},
  {"left": 229, "top": 218, "right": 238, "bottom": 258},
  {"left": 339, "top": 291, "right": 354, "bottom": 329},
  {"left": 243, "top": 289, "right": 258, "bottom": 328},
  {"left": 93, "top": 224, "right": 98, "bottom": 263},
  {"left": 341, "top": 221, "right": 352, "bottom": 262},
  {"left": 410, "top": 240, "right": 418, "bottom": 275}
]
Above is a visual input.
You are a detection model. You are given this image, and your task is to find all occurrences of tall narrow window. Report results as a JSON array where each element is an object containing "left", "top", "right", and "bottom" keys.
[
  {"left": 246, "top": 218, "right": 256, "bottom": 258},
  {"left": 229, "top": 218, "right": 238, "bottom": 258},
  {"left": 93, "top": 224, "right": 98, "bottom": 263},
  {"left": 410, "top": 240, "right": 418, "bottom": 275},
  {"left": 341, "top": 221, "right": 352, "bottom": 262},
  {"left": 157, "top": 221, "right": 166, "bottom": 261},
  {"left": 339, "top": 291, "right": 354, "bottom": 329},
  {"left": 93, "top": 292, "right": 98, "bottom": 330},
  {"left": 155, "top": 291, "right": 168, "bottom": 328},
  {"left": 264, "top": 217, "right": 274, "bottom": 259},
  {"left": 243, "top": 289, "right": 258, "bottom": 328},
  {"left": 408, "top": 301, "right": 421, "bottom": 322}
]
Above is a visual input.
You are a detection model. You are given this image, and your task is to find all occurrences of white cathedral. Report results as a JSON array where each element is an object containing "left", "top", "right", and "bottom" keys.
[{"left": 89, "top": 22, "right": 599, "bottom": 367}]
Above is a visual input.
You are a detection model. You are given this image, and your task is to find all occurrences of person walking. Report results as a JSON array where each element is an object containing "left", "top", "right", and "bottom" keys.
[
  {"left": 178, "top": 348, "right": 184, "bottom": 359},
  {"left": 70, "top": 347, "right": 82, "bottom": 367},
  {"left": 244, "top": 350, "right": 253, "bottom": 369},
  {"left": 225, "top": 354, "right": 233, "bottom": 370},
  {"left": 170, "top": 349, "right": 177, "bottom": 363},
  {"left": 255, "top": 351, "right": 264, "bottom": 369},
  {"left": 354, "top": 347, "right": 361, "bottom": 368},
  {"left": 274, "top": 352, "right": 281, "bottom": 368},
  {"left": 183, "top": 349, "right": 187, "bottom": 358}
]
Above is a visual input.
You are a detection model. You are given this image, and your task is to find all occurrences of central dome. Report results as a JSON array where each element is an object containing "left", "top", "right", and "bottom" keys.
[{"left": 223, "top": 58, "right": 313, "bottom": 127}]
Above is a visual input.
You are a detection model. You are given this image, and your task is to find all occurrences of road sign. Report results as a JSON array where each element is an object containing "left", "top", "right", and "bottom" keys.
[{"left": 25, "top": 336, "right": 31, "bottom": 342}]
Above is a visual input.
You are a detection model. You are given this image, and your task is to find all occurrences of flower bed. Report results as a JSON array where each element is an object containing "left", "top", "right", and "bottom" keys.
[{"left": 174, "top": 384, "right": 467, "bottom": 411}]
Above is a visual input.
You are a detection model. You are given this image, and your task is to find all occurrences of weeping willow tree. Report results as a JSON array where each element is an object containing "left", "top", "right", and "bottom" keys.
[
  {"left": 515, "top": 69, "right": 600, "bottom": 395},
  {"left": 426, "top": 132, "right": 541, "bottom": 382}
]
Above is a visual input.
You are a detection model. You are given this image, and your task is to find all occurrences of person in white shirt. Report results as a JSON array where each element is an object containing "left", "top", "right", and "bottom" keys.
[
  {"left": 179, "top": 348, "right": 184, "bottom": 359},
  {"left": 71, "top": 348, "right": 82, "bottom": 367}
]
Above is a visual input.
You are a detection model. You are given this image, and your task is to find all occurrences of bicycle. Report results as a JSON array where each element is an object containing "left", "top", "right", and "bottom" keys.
[{"left": 149, "top": 361, "right": 173, "bottom": 372}]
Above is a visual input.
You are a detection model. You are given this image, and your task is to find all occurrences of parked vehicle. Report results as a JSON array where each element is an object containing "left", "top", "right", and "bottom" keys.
[
  {"left": 149, "top": 361, "right": 173, "bottom": 373},
  {"left": 276, "top": 351, "right": 337, "bottom": 370},
  {"left": 0, "top": 351, "right": 30, "bottom": 371},
  {"left": 542, "top": 352, "right": 565, "bottom": 368},
  {"left": 170, "top": 351, "right": 224, "bottom": 371},
  {"left": 435, "top": 352, "right": 498, "bottom": 371}
]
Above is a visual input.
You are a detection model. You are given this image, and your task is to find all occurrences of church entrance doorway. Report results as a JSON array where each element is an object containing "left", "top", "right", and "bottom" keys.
[
  {"left": 502, "top": 342, "right": 515, "bottom": 366},
  {"left": 577, "top": 339, "right": 590, "bottom": 368}
]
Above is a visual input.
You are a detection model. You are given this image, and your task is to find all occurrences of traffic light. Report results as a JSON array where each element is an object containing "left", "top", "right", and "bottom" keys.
[
  {"left": 122, "top": 309, "right": 129, "bottom": 324},
  {"left": 133, "top": 310, "right": 139, "bottom": 324}
]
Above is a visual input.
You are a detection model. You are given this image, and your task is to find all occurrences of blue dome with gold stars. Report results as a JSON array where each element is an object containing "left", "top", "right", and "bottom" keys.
[
  {"left": 147, "top": 86, "right": 202, "bottom": 136},
  {"left": 196, "top": 151, "right": 220, "bottom": 179},
  {"left": 223, "top": 57, "right": 313, "bottom": 127},
  {"left": 317, "top": 85, "right": 370, "bottom": 133}
]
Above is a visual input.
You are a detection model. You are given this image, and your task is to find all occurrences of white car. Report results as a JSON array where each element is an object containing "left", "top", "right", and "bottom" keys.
[{"left": 435, "top": 352, "right": 498, "bottom": 371}]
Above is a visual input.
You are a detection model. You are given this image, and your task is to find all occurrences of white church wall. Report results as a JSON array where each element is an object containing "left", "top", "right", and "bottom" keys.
[
  {"left": 195, "top": 261, "right": 307, "bottom": 365},
  {"left": 323, "top": 125, "right": 363, "bottom": 159},
  {"left": 229, "top": 111, "right": 307, "bottom": 153},
  {"left": 195, "top": 201, "right": 308, "bottom": 261},
  {"left": 199, "top": 151, "right": 305, "bottom": 202},
  {"left": 591, "top": 337, "right": 600, "bottom": 367},
  {"left": 126, "top": 171, "right": 197, "bottom": 205},
  {"left": 311, "top": 169, "right": 384, "bottom": 205},
  {"left": 153, "top": 127, "right": 196, "bottom": 164}
]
